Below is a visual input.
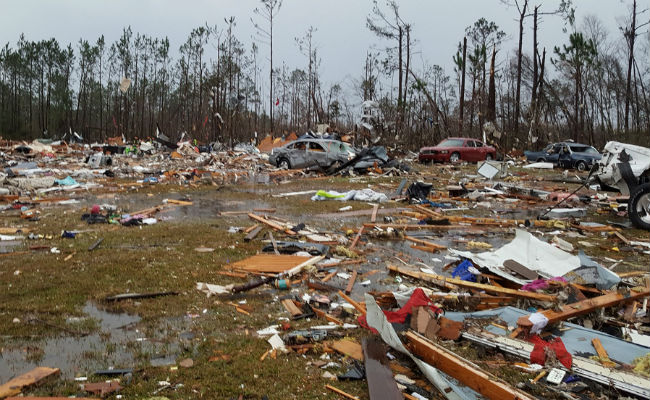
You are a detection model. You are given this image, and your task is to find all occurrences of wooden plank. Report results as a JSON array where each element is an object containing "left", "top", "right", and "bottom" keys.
[
  {"left": 321, "top": 269, "right": 338, "bottom": 282},
  {"left": 349, "top": 226, "right": 364, "bottom": 250},
  {"left": 338, "top": 290, "right": 366, "bottom": 315},
  {"left": 311, "top": 306, "right": 344, "bottom": 326},
  {"left": 388, "top": 265, "right": 556, "bottom": 302},
  {"left": 281, "top": 299, "right": 303, "bottom": 317},
  {"left": 228, "top": 254, "right": 312, "bottom": 274},
  {"left": 591, "top": 338, "right": 617, "bottom": 368},
  {"left": 325, "top": 384, "right": 359, "bottom": 400},
  {"left": 244, "top": 225, "right": 263, "bottom": 241},
  {"left": 364, "top": 223, "right": 490, "bottom": 231},
  {"left": 517, "top": 288, "right": 650, "bottom": 329},
  {"left": 248, "top": 213, "right": 296, "bottom": 235},
  {"left": 370, "top": 204, "right": 379, "bottom": 223},
  {"left": 405, "top": 235, "right": 447, "bottom": 250},
  {"left": 363, "top": 337, "right": 403, "bottom": 400},
  {"left": 413, "top": 204, "right": 443, "bottom": 217},
  {"left": 243, "top": 223, "right": 259, "bottom": 234},
  {"left": 410, "top": 244, "right": 443, "bottom": 253},
  {"left": 344, "top": 270, "right": 358, "bottom": 295},
  {"left": 613, "top": 231, "right": 630, "bottom": 244},
  {"left": 0, "top": 367, "right": 60, "bottom": 399},
  {"left": 329, "top": 339, "right": 364, "bottom": 361},
  {"left": 405, "top": 331, "right": 536, "bottom": 400}
]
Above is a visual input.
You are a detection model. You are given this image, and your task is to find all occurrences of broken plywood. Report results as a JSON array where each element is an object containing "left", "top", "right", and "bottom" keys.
[
  {"left": 0, "top": 367, "right": 60, "bottom": 399},
  {"left": 228, "top": 254, "right": 312, "bottom": 274}
]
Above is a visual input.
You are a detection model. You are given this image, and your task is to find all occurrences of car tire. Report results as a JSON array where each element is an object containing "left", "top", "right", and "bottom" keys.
[
  {"left": 278, "top": 158, "right": 291, "bottom": 170},
  {"left": 450, "top": 152, "right": 460, "bottom": 163},
  {"left": 576, "top": 161, "right": 587, "bottom": 172},
  {"left": 629, "top": 183, "right": 650, "bottom": 230},
  {"left": 485, "top": 153, "right": 493, "bottom": 161},
  {"left": 536, "top": 158, "right": 546, "bottom": 162}
]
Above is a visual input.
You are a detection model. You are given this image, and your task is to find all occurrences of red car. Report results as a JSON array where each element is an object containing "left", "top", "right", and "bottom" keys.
[{"left": 418, "top": 137, "right": 496, "bottom": 163}]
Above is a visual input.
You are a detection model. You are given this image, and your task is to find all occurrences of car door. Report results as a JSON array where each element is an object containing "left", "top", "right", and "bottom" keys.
[
  {"left": 461, "top": 140, "right": 474, "bottom": 161},
  {"left": 557, "top": 145, "right": 572, "bottom": 168},
  {"left": 546, "top": 144, "right": 561, "bottom": 164},
  {"left": 307, "top": 141, "right": 329, "bottom": 167},
  {"left": 473, "top": 141, "right": 487, "bottom": 160},
  {"left": 289, "top": 141, "right": 308, "bottom": 168}
]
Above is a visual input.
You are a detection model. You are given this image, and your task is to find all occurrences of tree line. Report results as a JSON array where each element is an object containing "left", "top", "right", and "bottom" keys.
[{"left": 0, "top": 0, "right": 648, "bottom": 150}]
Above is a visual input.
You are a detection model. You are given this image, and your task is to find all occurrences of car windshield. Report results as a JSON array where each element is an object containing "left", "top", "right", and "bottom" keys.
[
  {"left": 438, "top": 139, "right": 464, "bottom": 147},
  {"left": 570, "top": 146, "right": 598, "bottom": 154}
]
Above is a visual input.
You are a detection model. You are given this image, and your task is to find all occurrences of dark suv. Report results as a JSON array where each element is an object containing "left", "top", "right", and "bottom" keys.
[{"left": 524, "top": 142, "right": 601, "bottom": 171}]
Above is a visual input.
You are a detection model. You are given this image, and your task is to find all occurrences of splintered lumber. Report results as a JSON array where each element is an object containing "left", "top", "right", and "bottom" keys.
[
  {"left": 591, "top": 338, "right": 617, "bottom": 368},
  {"left": 363, "top": 337, "right": 403, "bottom": 400},
  {"left": 281, "top": 299, "right": 303, "bottom": 317},
  {"left": 248, "top": 213, "right": 296, "bottom": 235},
  {"left": 322, "top": 269, "right": 338, "bottom": 282},
  {"left": 311, "top": 306, "right": 344, "bottom": 325},
  {"left": 412, "top": 204, "right": 442, "bottom": 217},
  {"left": 517, "top": 288, "right": 650, "bottom": 329},
  {"left": 364, "top": 223, "right": 489, "bottom": 231},
  {"left": 370, "top": 204, "right": 379, "bottom": 222},
  {"left": 325, "top": 384, "right": 359, "bottom": 400},
  {"left": 329, "top": 339, "right": 364, "bottom": 361},
  {"left": 243, "top": 223, "right": 259, "bottom": 234},
  {"left": 228, "top": 254, "right": 312, "bottom": 274},
  {"left": 0, "top": 367, "right": 60, "bottom": 398},
  {"left": 338, "top": 290, "right": 366, "bottom": 315},
  {"left": 388, "top": 265, "right": 556, "bottom": 302},
  {"left": 165, "top": 199, "right": 193, "bottom": 206},
  {"left": 344, "top": 270, "right": 358, "bottom": 295},
  {"left": 244, "top": 225, "right": 263, "bottom": 241},
  {"left": 405, "top": 235, "right": 447, "bottom": 250},
  {"left": 405, "top": 331, "right": 536, "bottom": 400},
  {"left": 349, "top": 226, "right": 364, "bottom": 250}
]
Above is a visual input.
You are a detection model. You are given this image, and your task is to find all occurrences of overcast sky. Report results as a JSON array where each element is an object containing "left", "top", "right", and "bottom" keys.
[{"left": 1, "top": 0, "right": 636, "bottom": 99}]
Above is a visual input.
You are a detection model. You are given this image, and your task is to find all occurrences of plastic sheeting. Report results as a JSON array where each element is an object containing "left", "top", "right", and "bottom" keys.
[{"left": 450, "top": 229, "right": 581, "bottom": 285}]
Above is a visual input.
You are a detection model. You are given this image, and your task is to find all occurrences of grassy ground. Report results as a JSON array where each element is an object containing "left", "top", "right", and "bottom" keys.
[{"left": 1, "top": 162, "right": 647, "bottom": 399}]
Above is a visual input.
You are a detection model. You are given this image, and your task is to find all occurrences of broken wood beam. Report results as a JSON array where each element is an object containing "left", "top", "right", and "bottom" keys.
[
  {"left": 344, "top": 270, "right": 358, "bottom": 295},
  {"left": 591, "top": 338, "right": 617, "bottom": 368},
  {"left": 0, "top": 367, "right": 60, "bottom": 399},
  {"left": 388, "top": 265, "right": 555, "bottom": 302},
  {"left": 349, "top": 226, "right": 364, "bottom": 250},
  {"left": 405, "top": 331, "right": 536, "bottom": 400},
  {"left": 248, "top": 213, "right": 296, "bottom": 235},
  {"left": 370, "top": 204, "right": 379, "bottom": 223},
  {"left": 325, "top": 384, "right": 359, "bottom": 400},
  {"left": 338, "top": 290, "right": 366, "bottom": 315},
  {"left": 517, "top": 288, "right": 650, "bottom": 329},
  {"left": 363, "top": 223, "right": 492, "bottom": 232},
  {"left": 405, "top": 235, "right": 447, "bottom": 250},
  {"left": 244, "top": 225, "right": 263, "bottom": 241}
]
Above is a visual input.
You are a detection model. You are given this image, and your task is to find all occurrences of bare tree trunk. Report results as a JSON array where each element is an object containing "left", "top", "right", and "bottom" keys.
[
  {"left": 515, "top": 0, "right": 528, "bottom": 136},
  {"left": 487, "top": 45, "right": 496, "bottom": 122},
  {"left": 624, "top": 0, "right": 636, "bottom": 131},
  {"left": 459, "top": 36, "right": 467, "bottom": 135},
  {"left": 397, "top": 26, "right": 403, "bottom": 131}
]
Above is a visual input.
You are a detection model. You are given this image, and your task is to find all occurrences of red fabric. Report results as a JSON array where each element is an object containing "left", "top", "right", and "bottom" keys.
[
  {"left": 358, "top": 288, "right": 442, "bottom": 332},
  {"left": 529, "top": 335, "right": 572, "bottom": 369}
]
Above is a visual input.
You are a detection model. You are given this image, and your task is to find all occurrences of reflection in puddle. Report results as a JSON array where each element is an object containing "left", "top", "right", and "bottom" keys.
[{"left": 0, "top": 302, "right": 188, "bottom": 381}]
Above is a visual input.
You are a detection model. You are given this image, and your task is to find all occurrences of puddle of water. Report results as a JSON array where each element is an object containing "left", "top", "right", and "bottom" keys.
[{"left": 0, "top": 302, "right": 188, "bottom": 381}]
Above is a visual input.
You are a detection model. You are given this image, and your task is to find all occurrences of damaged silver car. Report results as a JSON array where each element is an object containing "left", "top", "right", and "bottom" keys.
[
  {"left": 268, "top": 139, "right": 356, "bottom": 170},
  {"left": 593, "top": 141, "right": 650, "bottom": 230}
]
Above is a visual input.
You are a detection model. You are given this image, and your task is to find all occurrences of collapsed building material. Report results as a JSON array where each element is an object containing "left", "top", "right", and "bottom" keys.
[
  {"left": 517, "top": 288, "right": 650, "bottom": 329},
  {"left": 405, "top": 331, "right": 536, "bottom": 400},
  {"left": 388, "top": 265, "right": 556, "bottom": 302}
]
